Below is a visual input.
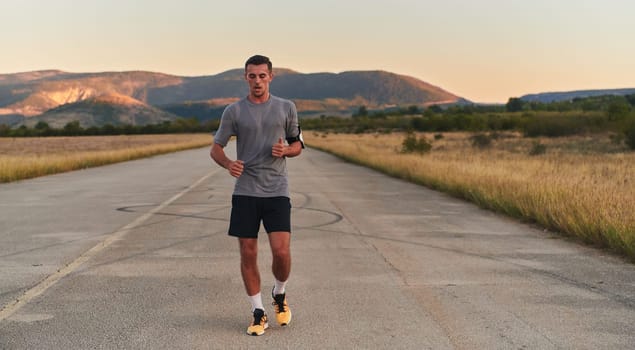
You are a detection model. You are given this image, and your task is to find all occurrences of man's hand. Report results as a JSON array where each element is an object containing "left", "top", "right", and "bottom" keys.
[
  {"left": 228, "top": 160, "right": 244, "bottom": 178},
  {"left": 272, "top": 137, "right": 286, "bottom": 158},
  {"left": 210, "top": 143, "right": 245, "bottom": 178}
]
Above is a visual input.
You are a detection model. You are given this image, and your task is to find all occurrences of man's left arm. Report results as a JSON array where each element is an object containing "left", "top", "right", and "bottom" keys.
[
  {"left": 284, "top": 140, "right": 302, "bottom": 158},
  {"left": 283, "top": 123, "right": 304, "bottom": 158},
  {"left": 277, "top": 101, "right": 304, "bottom": 158},
  {"left": 272, "top": 138, "right": 302, "bottom": 158}
]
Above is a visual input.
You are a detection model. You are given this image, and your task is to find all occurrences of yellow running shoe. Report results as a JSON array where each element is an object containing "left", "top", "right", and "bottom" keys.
[
  {"left": 272, "top": 291, "right": 292, "bottom": 326},
  {"left": 246, "top": 309, "right": 268, "bottom": 336}
]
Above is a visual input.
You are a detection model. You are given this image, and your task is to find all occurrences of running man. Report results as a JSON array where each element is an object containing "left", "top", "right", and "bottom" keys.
[{"left": 210, "top": 54, "right": 304, "bottom": 336}]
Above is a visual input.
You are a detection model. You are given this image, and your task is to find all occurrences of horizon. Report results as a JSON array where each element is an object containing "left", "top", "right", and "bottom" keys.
[{"left": 1, "top": 0, "right": 633, "bottom": 103}]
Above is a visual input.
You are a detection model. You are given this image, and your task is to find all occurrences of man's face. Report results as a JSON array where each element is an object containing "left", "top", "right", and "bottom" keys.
[{"left": 245, "top": 64, "right": 273, "bottom": 99}]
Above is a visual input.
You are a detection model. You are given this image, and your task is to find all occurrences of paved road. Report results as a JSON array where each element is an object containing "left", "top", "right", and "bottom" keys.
[{"left": 1, "top": 144, "right": 634, "bottom": 349}]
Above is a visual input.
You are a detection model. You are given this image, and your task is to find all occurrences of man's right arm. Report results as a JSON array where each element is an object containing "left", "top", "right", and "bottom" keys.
[{"left": 210, "top": 143, "right": 244, "bottom": 178}]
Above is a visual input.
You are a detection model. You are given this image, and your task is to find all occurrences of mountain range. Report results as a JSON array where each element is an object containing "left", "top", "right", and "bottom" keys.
[
  {"left": 0, "top": 69, "right": 464, "bottom": 128},
  {"left": 2, "top": 69, "right": 632, "bottom": 128},
  {"left": 519, "top": 88, "right": 635, "bottom": 103}
]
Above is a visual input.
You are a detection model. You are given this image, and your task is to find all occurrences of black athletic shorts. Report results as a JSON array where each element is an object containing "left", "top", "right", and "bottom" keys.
[{"left": 228, "top": 195, "right": 291, "bottom": 238}]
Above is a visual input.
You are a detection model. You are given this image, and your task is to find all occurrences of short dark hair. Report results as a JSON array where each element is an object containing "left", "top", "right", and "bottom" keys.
[{"left": 245, "top": 55, "right": 272, "bottom": 72}]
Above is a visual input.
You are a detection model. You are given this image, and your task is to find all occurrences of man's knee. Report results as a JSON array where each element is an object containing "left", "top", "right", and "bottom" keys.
[
  {"left": 271, "top": 240, "right": 290, "bottom": 262},
  {"left": 269, "top": 232, "right": 290, "bottom": 259},
  {"left": 272, "top": 246, "right": 290, "bottom": 261},
  {"left": 239, "top": 239, "right": 258, "bottom": 261}
]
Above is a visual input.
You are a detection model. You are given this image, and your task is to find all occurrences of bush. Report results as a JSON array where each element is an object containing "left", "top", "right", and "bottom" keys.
[
  {"left": 609, "top": 133, "right": 625, "bottom": 145},
  {"left": 0, "top": 124, "right": 9, "bottom": 137},
  {"left": 401, "top": 132, "right": 432, "bottom": 154},
  {"left": 522, "top": 113, "right": 608, "bottom": 137},
  {"left": 529, "top": 141, "right": 547, "bottom": 156},
  {"left": 470, "top": 133, "right": 493, "bottom": 149},
  {"left": 625, "top": 123, "right": 635, "bottom": 150},
  {"left": 607, "top": 98, "right": 631, "bottom": 121}
]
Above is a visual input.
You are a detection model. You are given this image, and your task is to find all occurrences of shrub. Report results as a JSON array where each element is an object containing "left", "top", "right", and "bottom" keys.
[
  {"left": 609, "top": 133, "right": 625, "bottom": 145},
  {"left": 0, "top": 124, "right": 9, "bottom": 137},
  {"left": 607, "top": 99, "right": 631, "bottom": 121},
  {"left": 529, "top": 141, "right": 547, "bottom": 156},
  {"left": 625, "top": 123, "right": 635, "bottom": 150},
  {"left": 522, "top": 113, "right": 608, "bottom": 137},
  {"left": 470, "top": 133, "right": 493, "bottom": 149},
  {"left": 401, "top": 132, "right": 432, "bottom": 154}
]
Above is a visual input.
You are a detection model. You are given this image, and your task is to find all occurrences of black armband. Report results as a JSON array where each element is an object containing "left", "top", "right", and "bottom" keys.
[{"left": 286, "top": 126, "right": 305, "bottom": 148}]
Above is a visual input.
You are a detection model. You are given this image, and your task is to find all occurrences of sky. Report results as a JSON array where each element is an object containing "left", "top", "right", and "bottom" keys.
[{"left": 1, "top": 0, "right": 634, "bottom": 103}]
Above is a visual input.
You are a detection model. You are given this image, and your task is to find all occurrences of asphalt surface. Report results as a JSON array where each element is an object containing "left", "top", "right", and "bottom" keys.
[{"left": 0, "top": 144, "right": 634, "bottom": 349}]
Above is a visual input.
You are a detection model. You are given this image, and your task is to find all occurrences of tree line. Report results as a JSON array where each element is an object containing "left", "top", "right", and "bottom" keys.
[
  {"left": 2, "top": 93, "right": 634, "bottom": 149},
  {"left": 0, "top": 118, "right": 220, "bottom": 137},
  {"left": 302, "top": 94, "right": 635, "bottom": 149}
]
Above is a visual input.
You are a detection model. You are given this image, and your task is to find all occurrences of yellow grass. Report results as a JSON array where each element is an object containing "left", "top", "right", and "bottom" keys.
[
  {"left": 0, "top": 134, "right": 212, "bottom": 183},
  {"left": 307, "top": 132, "right": 635, "bottom": 260}
]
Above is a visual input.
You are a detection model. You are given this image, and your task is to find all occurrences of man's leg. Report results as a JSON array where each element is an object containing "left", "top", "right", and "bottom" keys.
[
  {"left": 239, "top": 238, "right": 261, "bottom": 296},
  {"left": 268, "top": 232, "right": 291, "bottom": 283},
  {"left": 268, "top": 231, "right": 292, "bottom": 326},
  {"left": 240, "top": 237, "right": 269, "bottom": 336}
]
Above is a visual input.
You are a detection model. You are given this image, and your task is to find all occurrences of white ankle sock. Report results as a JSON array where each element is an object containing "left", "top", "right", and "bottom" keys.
[
  {"left": 273, "top": 279, "right": 287, "bottom": 295},
  {"left": 249, "top": 292, "right": 264, "bottom": 312}
]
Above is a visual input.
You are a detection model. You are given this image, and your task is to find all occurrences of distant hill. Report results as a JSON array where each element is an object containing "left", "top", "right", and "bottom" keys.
[
  {"left": 520, "top": 88, "right": 635, "bottom": 103},
  {"left": 0, "top": 68, "right": 464, "bottom": 126},
  {"left": 148, "top": 69, "right": 460, "bottom": 107},
  {"left": 24, "top": 93, "right": 179, "bottom": 128},
  {"left": 0, "top": 71, "right": 182, "bottom": 118}
]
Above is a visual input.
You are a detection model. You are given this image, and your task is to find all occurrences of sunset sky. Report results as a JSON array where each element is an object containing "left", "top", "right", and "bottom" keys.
[{"left": 1, "top": 0, "right": 633, "bottom": 103}]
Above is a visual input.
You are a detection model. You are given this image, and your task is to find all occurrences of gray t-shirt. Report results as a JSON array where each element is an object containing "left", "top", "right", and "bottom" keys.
[{"left": 214, "top": 95, "right": 300, "bottom": 198}]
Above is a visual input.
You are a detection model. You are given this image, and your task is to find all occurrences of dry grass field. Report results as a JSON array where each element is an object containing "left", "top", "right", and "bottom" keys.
[
  {"left": 0, "top": 134, "right": 212, "bottom": 183},
  {"left": 307, "top": 132, "right": 635, "bottom": 260}
]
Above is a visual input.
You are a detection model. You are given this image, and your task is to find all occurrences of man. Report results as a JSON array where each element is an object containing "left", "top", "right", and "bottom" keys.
[{"left": 210, "top": 55, "right": 304, "bottom": 336}]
